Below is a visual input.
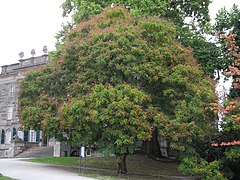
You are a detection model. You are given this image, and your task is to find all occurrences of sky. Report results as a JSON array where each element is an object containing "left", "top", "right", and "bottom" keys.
[
  {"left": 0, "top": 0, "right": 239, "bottom": 68},
  {"left": 0, "top": 0, "right": 66, "bottom": 67}
]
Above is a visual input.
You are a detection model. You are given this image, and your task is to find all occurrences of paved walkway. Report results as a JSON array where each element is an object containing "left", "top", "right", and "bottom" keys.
[{"left": 0, "top": 158, "right": 96, "bottom": 180}]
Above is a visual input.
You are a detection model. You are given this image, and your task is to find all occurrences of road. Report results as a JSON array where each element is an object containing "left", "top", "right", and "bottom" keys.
[{"left": 0, "top": 158, "right": 96, "bottom": 180}]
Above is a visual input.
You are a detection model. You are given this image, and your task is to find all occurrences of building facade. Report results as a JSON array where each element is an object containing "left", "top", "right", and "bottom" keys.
[{"left": 0, "top": 54, "right": 49, "bottom": 148}]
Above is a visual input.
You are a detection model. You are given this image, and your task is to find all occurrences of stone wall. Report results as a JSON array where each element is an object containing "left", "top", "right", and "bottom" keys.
[{"left": 0, "top": 54, "right": 49, "bottom": 147}]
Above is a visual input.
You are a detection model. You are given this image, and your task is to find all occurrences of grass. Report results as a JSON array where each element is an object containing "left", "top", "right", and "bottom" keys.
[
  {"left": 0, "top": 176, "right": 13, "bottom": 180},
  {"left": 28, "top": 156, "right": 116, "bottom": 169},
  {"left": 28, "top": 153, "right": 183, "bottom": 179},
  {"left": 29, "top": 156, "right": 79, "bottom": 166}
]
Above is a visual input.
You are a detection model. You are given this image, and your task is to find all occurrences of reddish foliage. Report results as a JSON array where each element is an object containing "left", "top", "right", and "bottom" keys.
[
  {"left": 211, "top": 140, "right": 240, "bottom": 147},
  {"left": 211, "top": 34, "right": 240, "bottom": 147}
]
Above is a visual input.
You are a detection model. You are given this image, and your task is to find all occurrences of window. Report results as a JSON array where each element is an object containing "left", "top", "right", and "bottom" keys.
[
  {"left": 30, "top": 130, "right": 36, "bottom": 142},
  {"left": 1, "top": 129, "right": 5, "bottom": 144},
  {"left": 13, "top": 127, "right": 17, "bottom": 138},
  {"left": 7, "top": 107, "right": 13, "bottom": 120},
  {"left": 36, "top": 131, "right": 41, "bottom": 142},
  {"left": 10, "top": 86, "right": 15, "bottom": 96},
  {"left": 18, "top": 128, "right": 24, "bottom": 140},
  {"left": 24, "top": 131, "right": 29, "bottom": 142},
  {"left": 5, "top": 129, "right": 11, "bottom": 144}
]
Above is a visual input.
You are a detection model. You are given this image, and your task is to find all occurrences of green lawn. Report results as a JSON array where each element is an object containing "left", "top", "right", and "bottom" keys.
[
  {"left": 0, "top": 176, "right": 13, "bottom": 180},
  {"left": 28, "top": 154, "right": 183, "bottom": 179},
  {"left": 29, "top": 156, "right": 117, "bottom": 169}
]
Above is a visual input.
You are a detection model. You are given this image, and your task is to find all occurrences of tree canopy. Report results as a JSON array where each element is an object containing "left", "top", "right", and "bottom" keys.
[
  {"left": 57, "top": 0, "right": 222, "bottom": 79},
  {"left": 214, "top": 4, "right": 240, "bottom": 96},
  {"left": 61, "top": 0, "right": 211, "bottom": 26},
  {"left": 20, "top": 7, "right": 218, "bottom": 176},
  {"left": 179, "top": 28, "right": 223, "bottom": 78}
]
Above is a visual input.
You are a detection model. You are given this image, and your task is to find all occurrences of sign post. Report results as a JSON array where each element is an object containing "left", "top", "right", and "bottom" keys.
[{"left": 79, "top": 146, "right": 86, "bottom": 174}]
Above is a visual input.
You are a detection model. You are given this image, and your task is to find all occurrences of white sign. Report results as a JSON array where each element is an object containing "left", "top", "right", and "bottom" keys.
[{"left": 80, "top": 146, "right": 85, "bottom": 158}]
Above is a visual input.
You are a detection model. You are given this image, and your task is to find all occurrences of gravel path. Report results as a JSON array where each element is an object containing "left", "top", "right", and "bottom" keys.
[{"left": 0, "top": 158, "right": 96, "bottom": 180}]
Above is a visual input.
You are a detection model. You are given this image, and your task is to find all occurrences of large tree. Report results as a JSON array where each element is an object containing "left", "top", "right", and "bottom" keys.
[
  {"left": 61, "top": 0, "right": 211, "bottom": 26},
  {"left": 57, "top": 0, "right": 222, "bottom": 79},
  {"left": 20, "top": 7, "right": 218, "bottom": 176}
]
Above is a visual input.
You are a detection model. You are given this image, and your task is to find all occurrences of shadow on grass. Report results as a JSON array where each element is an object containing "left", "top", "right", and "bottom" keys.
[{"left": 28, "top": 153, "right": 187, "bottom": 179}]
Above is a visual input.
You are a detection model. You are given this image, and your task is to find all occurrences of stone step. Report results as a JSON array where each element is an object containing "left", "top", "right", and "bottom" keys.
[{"left": 15, "top": 146, "right": 54, "bottom": 158}]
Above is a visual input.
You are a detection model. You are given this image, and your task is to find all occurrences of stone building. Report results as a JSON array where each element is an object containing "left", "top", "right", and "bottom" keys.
[{"left": 0, "top": 53, "right": 49, "bottom": 151}]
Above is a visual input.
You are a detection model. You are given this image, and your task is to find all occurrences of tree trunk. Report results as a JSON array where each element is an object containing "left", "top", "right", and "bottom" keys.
[
  {"left": 150, "top": 129, "right": 162, "bottom": 158},
  {"left": 141, "top": 129, "right": 162, "bottom": 158},
  {"left": 117, "top": 154, "right": 128, "bottom": 174}
]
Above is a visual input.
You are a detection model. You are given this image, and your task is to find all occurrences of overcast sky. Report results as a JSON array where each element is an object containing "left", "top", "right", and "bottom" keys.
[
  {"left": 0, "top": 0, "right": 239, "bottom": 68},
  {"left": 0, "top": 0, "right": 66, "bottom": 67}
]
